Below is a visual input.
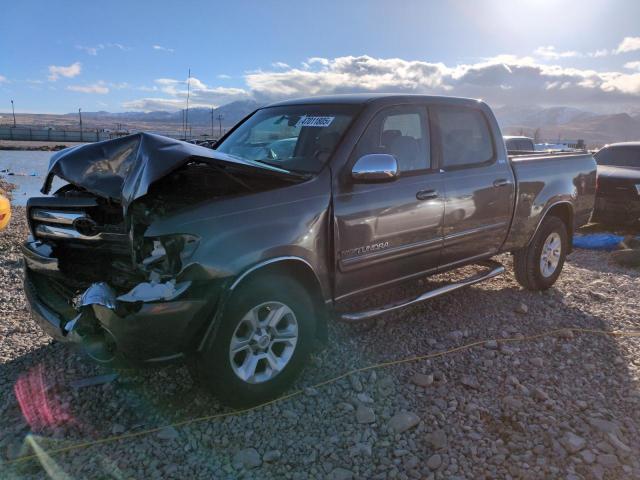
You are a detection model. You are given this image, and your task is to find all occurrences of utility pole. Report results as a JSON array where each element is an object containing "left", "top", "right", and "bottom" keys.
[
  {"left": 217, "top": 113, "right": 224, "bottom": 138},
  {"left": 11, "top": 100, "right": 16, "bottom": 127},
  {"left": 210, "top": 107, "right": 214, "bottom": 138},
  {"left": 78, "top": 108, "right": 83, "bottom": 141},
  {"left": 184, "top": 68, "right": 191, "bottom": 139}
]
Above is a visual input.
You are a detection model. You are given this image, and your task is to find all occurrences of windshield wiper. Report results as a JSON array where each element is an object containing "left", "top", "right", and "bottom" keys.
[
  {"left": 253, "top": 160, "right": 312, "bottom": 178},
  {"left": 222, "top": 152, "right": 311, "bottom": 179}
]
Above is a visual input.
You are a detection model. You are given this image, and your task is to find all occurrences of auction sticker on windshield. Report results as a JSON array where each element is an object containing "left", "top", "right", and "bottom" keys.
[{"left": 295, "top": 116, "right": 335, "bottom": 127}]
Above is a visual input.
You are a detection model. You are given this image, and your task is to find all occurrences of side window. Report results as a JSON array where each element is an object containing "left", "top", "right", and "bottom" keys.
[
  {"left": 434, "top": 106, "right": 494, "bottom": 169},
  {"left": 353, "top": 106, "right": 430, "bottom": 173}
]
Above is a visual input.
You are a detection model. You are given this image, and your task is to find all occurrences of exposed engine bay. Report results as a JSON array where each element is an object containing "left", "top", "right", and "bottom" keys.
[{"left": 28, "top": 133, "right": 302, "bottom": 296}]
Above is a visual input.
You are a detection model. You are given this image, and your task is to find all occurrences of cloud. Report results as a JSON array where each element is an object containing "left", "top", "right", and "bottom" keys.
[
  {"left": 67, "top": 81, "right": 109, "bottom": 94},
  {"left": 534, "top": 46, "right": 581, "bottom": 60},
  {"left": 123, "top": 77, "right": 249, "bottom": 110},
  {"left": 77, "top": 45, "right": 101, "bottom": 56},
  {"left": 600, "top": 72, "right": 640, "bottom": 95},
  {"left": 243, "top": 54, "right": 640, "bottom": 109},
  {"left": 534, "top": 37, "right": 640, "bottom": 59},
  {"left": 589, "top": 49, "right": 609, "bottom": 58},
  {"left": 152, "top": 45, "right": 175, "bottom": 53},
  {"left": 271, "top": 62, "right": 290, "bottom": 69},
  {"left": 217, "top": 74, "right": 231, "bottom": 79},
  {"left": 48, "top": 62, "right": 81, "bottom": 81},
  {"left": 246, "top": 56, "right": 452, "bottom": 99},
  {"left": 124, "top": 41, "right": 640, "bottom": 112},
  {"left": 615, "top": 36, "right": 640, "bottom": 54},
  {"left": 0, "top": 75, "right": 7, "bottom": 84},
  {"left": 76, "top": 43, "right": 129, "bottom": 56}
]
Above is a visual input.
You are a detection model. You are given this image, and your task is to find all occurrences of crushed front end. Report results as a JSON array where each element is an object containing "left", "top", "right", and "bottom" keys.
[
  {"left": 22, "top": 133, "right": 299, "bottom": 365},
  {"left": 22, "top": 191, "right": 212, "bottom": 365}
]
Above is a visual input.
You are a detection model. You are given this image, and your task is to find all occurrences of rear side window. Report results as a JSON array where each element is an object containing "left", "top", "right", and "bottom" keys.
[
  {"left": 352, "top": 106, "right": 430, "bottom": 173},
  {"left": 595, "top": 146, "right": 640, "bottom": 168},
  {"left": 522, "top": 139, "right": 534, "bottom": 151},
  {"left": 434, "top": 106, "right": 494, "bottom": 168},
  {"left": 506, "top": 138, "right": 534, "bottom": 151}
]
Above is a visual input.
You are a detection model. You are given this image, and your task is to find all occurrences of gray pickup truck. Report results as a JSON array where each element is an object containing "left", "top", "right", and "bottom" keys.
[{"left": 22, "top": 94, "right": 596, "bottom": 405}]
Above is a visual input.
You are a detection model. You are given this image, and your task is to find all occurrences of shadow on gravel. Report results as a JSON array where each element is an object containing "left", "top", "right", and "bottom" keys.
[{"left": 2, "top": 266, "right": 640, "bottom": 478}]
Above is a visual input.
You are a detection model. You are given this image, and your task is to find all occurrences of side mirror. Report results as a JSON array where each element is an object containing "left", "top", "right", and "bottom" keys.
[{"left": 351, "top": 154, "right": 398, "bottom": 182}]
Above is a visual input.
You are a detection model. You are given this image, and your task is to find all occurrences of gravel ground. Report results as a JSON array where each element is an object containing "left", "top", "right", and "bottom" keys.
[{"left": 2, "top": 206, "right": 640, "bottom": 479}]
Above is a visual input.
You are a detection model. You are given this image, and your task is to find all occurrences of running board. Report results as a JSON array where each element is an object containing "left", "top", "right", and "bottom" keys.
[{"left": 338, "top": 260, "right": 505, "bottom": 322}]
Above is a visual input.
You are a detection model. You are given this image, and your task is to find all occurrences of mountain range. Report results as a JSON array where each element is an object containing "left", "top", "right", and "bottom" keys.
[
  {"left": 6, "top": 101, "right": 638, "bottom": 147},
  {"left": 494, "top": 105, "right": 640, "bottom": 146},
  {"left": 72, "top": 100, "right": 263, "bottom": 128}
]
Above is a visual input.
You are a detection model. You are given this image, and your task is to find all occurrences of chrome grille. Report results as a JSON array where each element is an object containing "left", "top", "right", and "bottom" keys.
[
  {"left": 28, "top": 200, "right": 127, "bottom": 244},
  {"left": 35, "top": 224, "right": 126, "bottom": 242},
  {"left": 30, "top": 209, "right": 86, "bottom": 225}
]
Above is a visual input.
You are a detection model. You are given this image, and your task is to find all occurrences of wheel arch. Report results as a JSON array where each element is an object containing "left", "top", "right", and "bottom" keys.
[
  {"left": 529, "top": 201, "right": 574, "bottom": 252},
  {"left": 229, "top": 257, "right": 329, "bottom": 344}
]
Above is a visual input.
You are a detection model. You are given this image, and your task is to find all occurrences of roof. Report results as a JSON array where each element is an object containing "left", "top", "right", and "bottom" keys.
[
  {"left": 265, "top": 93, "right": 484, "bottom": 108},
  {"left": 503, "top": 136, "right": 533, "bottom": 141},
  {"left": 601, "top": 141, "right": 640, "bottom": 148}
]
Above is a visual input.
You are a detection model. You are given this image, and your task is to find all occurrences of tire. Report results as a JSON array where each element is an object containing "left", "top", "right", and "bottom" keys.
[
  {"left": 196, "top": 274, "right": 315, "bottom": 407},
  {"left": 513, "top": 216, "right": 568, "bottom": 291}
]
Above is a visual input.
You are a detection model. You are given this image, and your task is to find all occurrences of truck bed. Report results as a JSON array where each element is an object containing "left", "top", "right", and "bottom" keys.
[{"left": 502, "top": 152, "right": 597, "bottom": 252}]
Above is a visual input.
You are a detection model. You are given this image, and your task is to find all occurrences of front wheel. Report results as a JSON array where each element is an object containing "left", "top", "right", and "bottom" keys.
[
  {"left": 196, "top": 274, "right": 316, "bottom": 407},
  {"left": 513, "top": 216, "right": 569, "bottom": 290}
]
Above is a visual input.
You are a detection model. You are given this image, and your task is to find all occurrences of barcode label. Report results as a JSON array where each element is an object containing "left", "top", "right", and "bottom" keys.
[{"left": 295, "top": 116, "right": 335, "bottom": 128}]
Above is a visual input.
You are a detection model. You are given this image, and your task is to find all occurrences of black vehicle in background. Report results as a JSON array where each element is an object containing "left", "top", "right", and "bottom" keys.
[
  {"left": 504, "top": 135, "right": 536, "bottom": 154},
  {"left": 592, "top": 142, "right": 640, "bottom": 225}
]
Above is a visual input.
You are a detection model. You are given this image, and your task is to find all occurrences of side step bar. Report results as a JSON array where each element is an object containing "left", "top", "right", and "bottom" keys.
[{"left": 339, "top": 260, "right": 505, "bottom": 322}]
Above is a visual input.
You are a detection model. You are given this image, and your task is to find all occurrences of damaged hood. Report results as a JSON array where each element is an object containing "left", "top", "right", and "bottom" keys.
[{"left": 42, "top": 132, "right": 298, "bottom": 207}]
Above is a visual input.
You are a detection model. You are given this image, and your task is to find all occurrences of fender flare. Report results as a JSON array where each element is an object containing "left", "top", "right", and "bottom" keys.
[
  {"left": 197, "top": 256, "right": 326, "bottom": 352},
  {"left": 526, "top": 200, "right": 574, "bottom": 248}
]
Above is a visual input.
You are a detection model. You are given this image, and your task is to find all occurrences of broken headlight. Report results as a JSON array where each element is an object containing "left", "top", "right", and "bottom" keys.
[{"left": 140, "top": 234, "right": 199, "bottom": 276}]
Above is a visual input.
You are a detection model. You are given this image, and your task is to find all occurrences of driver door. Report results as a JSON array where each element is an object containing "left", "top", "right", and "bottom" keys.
[{"left": 333, "top": 105, "right": 445, "bottom": 300}]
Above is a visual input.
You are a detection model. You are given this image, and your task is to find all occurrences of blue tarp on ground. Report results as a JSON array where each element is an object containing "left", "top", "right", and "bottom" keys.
[{"left": 573, "top": 233, "right": 624, "bottom": 251}]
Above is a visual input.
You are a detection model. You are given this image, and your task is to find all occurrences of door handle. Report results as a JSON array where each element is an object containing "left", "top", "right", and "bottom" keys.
[
  {"left": 493, "top": 178, "right": 509, "bottom": 187},
  {"left": 416, "top": 189, "right": 439, "bottom": 200}
]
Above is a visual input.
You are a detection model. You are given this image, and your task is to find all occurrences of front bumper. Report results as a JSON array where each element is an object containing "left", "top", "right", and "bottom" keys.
[{"left": 22, "top": 241, "right": 213, "bottom": 366}]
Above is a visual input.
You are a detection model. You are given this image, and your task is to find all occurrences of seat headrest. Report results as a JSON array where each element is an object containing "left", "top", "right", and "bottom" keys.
[
  {"left": 388, "top": 136, "right": 421, "bottom": 171},
  {"left": 381, "top": 129, "right": 402, "bottom": 147}
]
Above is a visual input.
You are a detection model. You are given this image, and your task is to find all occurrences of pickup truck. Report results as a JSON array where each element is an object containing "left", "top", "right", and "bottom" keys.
[{"left": 22, "top": 94, "right": 596, "bottom": 406}]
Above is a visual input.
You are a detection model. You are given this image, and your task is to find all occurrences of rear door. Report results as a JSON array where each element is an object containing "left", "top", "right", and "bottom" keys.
[
  {"left": 333, "top": 104, "right": 445, "bottom": 300},
  {"left": 432, "top": 105, "right": 515, "bottom": 268}
]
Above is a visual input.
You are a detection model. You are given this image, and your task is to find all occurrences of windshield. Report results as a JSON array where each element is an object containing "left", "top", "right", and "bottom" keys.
[
  {"left": 595, "top": 146, "right": 640, "bottom": 168},
  {"left": 216, "top": 105, "right": 359, "bottom": 173}
]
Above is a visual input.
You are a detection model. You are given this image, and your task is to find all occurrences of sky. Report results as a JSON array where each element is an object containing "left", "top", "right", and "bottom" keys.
[{"left": 1, "top": 0, "right": 640, "bottom": 114}]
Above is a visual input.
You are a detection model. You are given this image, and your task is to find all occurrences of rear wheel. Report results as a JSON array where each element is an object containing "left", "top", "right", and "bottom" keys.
[
  {"left": 197, "top": 274, "right": 315, "bottom": 407},
  {"left": 513, "top": 216, "right": 568, "bottom": 290}
]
